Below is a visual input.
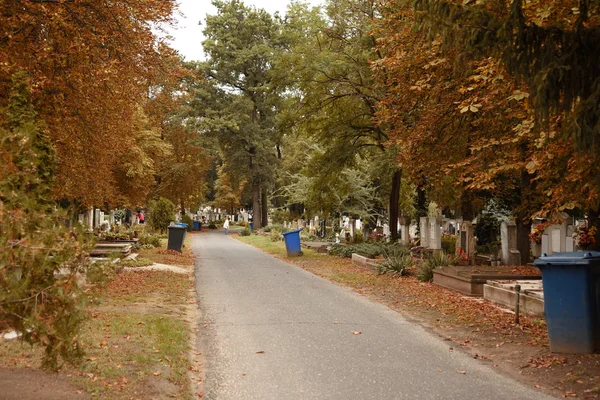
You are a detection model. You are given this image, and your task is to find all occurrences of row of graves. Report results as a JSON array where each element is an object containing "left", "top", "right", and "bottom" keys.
[
  {"left": 77, "top": 208, "right": 139, "bottom": 265},
  {"left": 418, "top": 214, "right": 588, "bottom": 318}
]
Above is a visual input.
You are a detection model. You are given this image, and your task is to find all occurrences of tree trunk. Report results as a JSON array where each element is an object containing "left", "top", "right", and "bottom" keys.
[
  {"left": 180, "top": 199, "right": 185, "bottom": 217},
  {"left": 516, "top": 168, "right": 534, "bottom": 264},
  {"left": 588, "top": 208, "right": 600, "bottom": 251},
  {"left": 261, "top": 188, "right": 268, "bottom": 228},
  {"left": 389, "top": 168, "right": 402, "bottom": 241},
  {"left": 461, "top": 192, "right": 474, "bottom": 221},
  {"left": 252, "top": 179, "right": 261, "bottom": 230}
]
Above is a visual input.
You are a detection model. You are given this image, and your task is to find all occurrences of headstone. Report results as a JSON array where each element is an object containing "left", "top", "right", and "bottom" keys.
[
  {"left": 86, "top": 209, "right": 93, "bottom": 231},
  {"left": 356, "top": 219, "right": 362, "bottom": 231},
  {"left": 349, "top": 219, "right": 355, "bottom": 239},
  {"left": 541, "top": 234, "right": 550, "bottom": 255},
  {"left": 109, "top": 210, "right": 115, "bottom": 226},
  {"left": 94, "top": 209, "right": 101, "bottom": 228},
  {"left": 399, "top": 217, "right": 410, "bottom": 245},
  {"left": 383, "top": 223, "right": 390, "bottom": 237},
  {"left": 566, "top": 225, "right": 575, "bottom": 252},
  {"left": 78, "top": 214, "right": 84, "bottom": 225},
  {"left": 309, "top": 219, "right": 315, "bottom": 233},
  {"left": 500, "top": 221, "right": 521, "bottom": 265},
  {"left": 429, "top": 217, "right": 442, "bottom": 250},
  {"left": 420, "top": 217, "right": 430, "bottom": 248},
  {"left": 460, "top": 221, "right": 475, "bottom": 259}
]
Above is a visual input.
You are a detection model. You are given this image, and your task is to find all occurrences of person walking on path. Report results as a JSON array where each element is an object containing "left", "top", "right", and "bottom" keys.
[{"left": 223, "top": 217, "right": 229, "bottom": 235}]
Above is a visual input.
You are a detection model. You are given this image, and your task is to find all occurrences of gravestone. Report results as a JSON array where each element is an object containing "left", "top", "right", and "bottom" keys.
[
  {"left": 309, "top": 219, "right": 315, "bottom": 233},
  {"left": 420, "top": 217, "right": 430, "bottom": 248},
  {"left": 356, "top": 219, "right": 362, "bottom": 231},
  {"left": 399, "top": 217, "right": 410, "bottom": 245},
  {"left": 109, "top": 210, "right": 115, "bottom": 226},
  {"left": 541, "top": 234, "right": 550, "bottom": 255},
  {"left": 86, "top": 209, "right": 94, "bottom": 231},
  {"left": 429, "top": 217, "right": 442, "bottom": 250},
  {"left": 500, "top": 221, "right": 521, "bottom": 265},
  {"left": 459, "top": 221, "right": 475, "bottom": 259},
  {"left": 383, "top": 223, "right": 390, "bottom": 237},
  {"left": 566, "top": 225, "right": 575, "bottom": 252}
]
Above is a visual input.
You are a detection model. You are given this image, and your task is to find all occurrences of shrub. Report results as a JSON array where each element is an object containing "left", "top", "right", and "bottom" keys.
[
  {"left": 476, "top": 241, "right": 501, "bottom": 255},
  {"left": 417, "top": 251, "right": 452, "bottom": 282},
  {"left": 208, "top": 223, "right": 217, "bottom": 229},
  {"left": 474, "top": 213, "right": 500, "bottom": 245},
  {"left": 237, "top": 221, "right": 248, "bottom": 228},
  {"left": 270, "top": 229, "right": 282, "bottom": 242},
  {"left": 441, "top": 235, "right": 457, "bottom": 254},
  {"left": 271, "top": 209, "right": 291, "bottom": 224},
  {"left": 120, "top": 257, "right": 153, "bottom": 268},
  {"left": 328, "top": 243, "right": 388, "bottom": 259},
  {"left": 101, "top": 231, "right": 133, "bottom": 241},
  {"left": 181, "top": 214, "right": 194, "bottom": 232},
  {"left": 240, "top": 227, "right": 252, "bottom": 236},
  {"left": 139, "top": 234, "right": 161, "bottom": 248},
  {"left": 374, "top": 246, "right": 412, "bottom": 276},
  {"left": 352, "top": 230, "right": 365, "bottom": 244},
  {"left": 148, "top": 197, "right": 176, "bottom": 233}
]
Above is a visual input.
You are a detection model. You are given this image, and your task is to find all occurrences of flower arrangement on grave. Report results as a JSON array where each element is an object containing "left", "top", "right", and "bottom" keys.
[
  {"left": 369, "top": 231, "right": 386, "bottom": 242},
  {"left": 573, "top": 224, "right": 597, "bottom": 250},
  {"left": 455, "top": 246, "right": 469, "bottom": 262},
  {"left": 529, "top": 221, "right": 551, "bottom": 244}
]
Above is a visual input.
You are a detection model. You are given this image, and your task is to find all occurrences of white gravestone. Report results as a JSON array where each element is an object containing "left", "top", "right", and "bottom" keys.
[
  {"left": 429, "top": 217, "right": 442, "bottom": 250},
  {"left": 420, "top": 217, "right": 430, "bottom": 248},
  {"left": 500, "top": 221, "right": 521, "bottom": 265}
]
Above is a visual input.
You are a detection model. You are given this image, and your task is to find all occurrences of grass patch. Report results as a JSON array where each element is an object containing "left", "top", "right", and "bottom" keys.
[
  {"left": 138, "top": 235, "right": 195, "bottom": 266},
  {"left": 235, "top": 233, "right": 324, "bottom": 260}
]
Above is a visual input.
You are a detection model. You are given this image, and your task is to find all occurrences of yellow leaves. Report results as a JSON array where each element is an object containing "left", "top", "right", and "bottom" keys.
[
  {"left": 460, "top": 103, "right": 482, "bottom": 113},
  {"left": 508, "top": 90, "right": 529, "bottom": 101}
]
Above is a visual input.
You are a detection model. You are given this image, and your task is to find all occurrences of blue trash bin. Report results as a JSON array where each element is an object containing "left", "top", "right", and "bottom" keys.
[
  {"left": 249, "top": 222, "right": 254, "bottom": 230},
  {"left": 282, "top": 228, "right": 303, "bottom": 257},
  {"left": 193, "top": 221, "right": 200, "bottom": 231},
  {"left": 175, "top": 222, "right": 188, "bottom": 228},
  {"left": 534, "top": 251, "right": 600, "bottom": 353}
]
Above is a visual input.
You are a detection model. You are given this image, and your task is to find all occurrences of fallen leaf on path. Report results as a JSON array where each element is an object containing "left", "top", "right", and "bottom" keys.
[
  {"left": 153, "top": 371, "right": 161, "bottom": 376},
  {"left": 256, "top": 350, "right": 265, "bottom": 354},
  {"left": 352, "top": 331, "right": 361, "bottom": 335},
  {"left": 242, "top": 372, "right": 246, "bottom": 376},
  {"left": 457, "top": 370, "right": 467, "bottom": 374},
  {"left": 197, "top": 392, "right": 204, "bottom": 398}
]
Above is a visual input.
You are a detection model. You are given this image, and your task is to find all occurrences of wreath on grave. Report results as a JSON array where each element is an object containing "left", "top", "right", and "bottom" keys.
[{"left": 529, "top": 221, "right": 551, "bottom": 244}]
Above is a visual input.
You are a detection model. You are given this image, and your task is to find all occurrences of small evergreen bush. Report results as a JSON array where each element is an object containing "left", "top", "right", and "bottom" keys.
[
  {"left": 240, "top": 227, "right": 252, "bottom": 236},
  {"left": 139, "top": 234, "right": 161, "bottom": 248},
  {"left": 148, "top": 197, "right": 176, "bottom": 233},
  {"left": 270, "top": 229, "right": 282, "bottom": 242},
  {"left": 208, "top": 223, "right": 217, "bottom": 229},
  {"left": 181, "top": 214, "right": 194, "bottom": 232}
]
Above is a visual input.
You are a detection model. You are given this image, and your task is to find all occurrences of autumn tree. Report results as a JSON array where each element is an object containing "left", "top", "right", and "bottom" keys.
[
  {"left": 411, "top": 0, "right": 600, "bottom": 246},
  {"left": 0, "top": 0, "right": 180, "bottom": 208}
]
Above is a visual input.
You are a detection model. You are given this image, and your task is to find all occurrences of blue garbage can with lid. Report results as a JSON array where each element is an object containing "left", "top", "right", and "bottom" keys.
[
  {"left": 249, "top": 222, "right": 254, "bottom": 230},
  {"left": 193, "top": 221, "right": 200, "bottom": 231},
  {"left": 282, "top": 228, "right": 303, "bottom": 257},
  {"left": 534, "top": 251, "right": 600, "bottom": 353}
]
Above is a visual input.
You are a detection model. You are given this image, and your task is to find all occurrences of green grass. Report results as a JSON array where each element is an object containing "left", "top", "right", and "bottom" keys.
[{"left": 235, "top": 233, "right": 324, "bottom": 260}]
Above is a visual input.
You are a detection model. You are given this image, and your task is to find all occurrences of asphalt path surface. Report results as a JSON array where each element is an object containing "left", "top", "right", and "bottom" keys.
[{"left": 193, "top": 230, "right": 555, "bottom": 400}]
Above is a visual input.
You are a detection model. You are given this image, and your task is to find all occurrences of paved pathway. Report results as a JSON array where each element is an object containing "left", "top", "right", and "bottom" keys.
[{"left": 193, "top": 231, "right": 555, "bottom": 400}]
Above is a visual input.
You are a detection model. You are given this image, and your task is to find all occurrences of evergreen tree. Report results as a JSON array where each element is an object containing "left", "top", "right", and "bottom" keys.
[{"left": 0, "top": 71, "right": 92, "bottom": 369}]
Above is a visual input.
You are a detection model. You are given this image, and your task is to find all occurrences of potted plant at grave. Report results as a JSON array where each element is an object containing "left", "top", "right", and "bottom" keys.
[
  {"left": 529, "top": 221, "right": 550, "bottom": 257},
  {"left": 573, "top": 224, "right": 598, "bottom": 250}
]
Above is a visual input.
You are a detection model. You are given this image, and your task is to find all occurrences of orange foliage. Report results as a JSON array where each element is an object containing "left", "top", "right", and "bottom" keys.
[{"left": 0, "top": 1, "right": 180, "bottom": 207}]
